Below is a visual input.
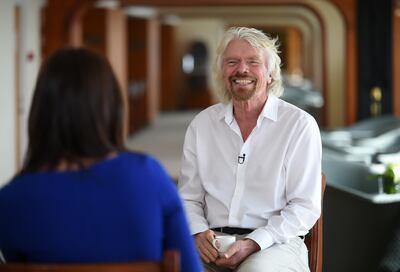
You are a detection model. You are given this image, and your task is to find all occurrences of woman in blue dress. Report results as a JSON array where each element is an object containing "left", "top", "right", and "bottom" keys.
[{"left": 0, "top": 48, "right": 201, "bottom": 272}]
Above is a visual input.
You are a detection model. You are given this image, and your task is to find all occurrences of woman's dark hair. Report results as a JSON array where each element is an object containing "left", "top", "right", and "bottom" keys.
[{"left": 22, "top": 47, "right": 125, "bottom": 173}]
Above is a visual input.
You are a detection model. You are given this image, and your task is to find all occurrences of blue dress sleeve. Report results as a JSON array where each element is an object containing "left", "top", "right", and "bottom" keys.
[{"left": 148, "top": 158, "right": 202, "bottom": 272}]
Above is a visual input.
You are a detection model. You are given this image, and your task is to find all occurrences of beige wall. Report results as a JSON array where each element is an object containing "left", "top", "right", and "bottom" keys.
[
  {"left": 176, "top": 18, "right": 225, "bottom": 103},
  {"left": 0, "top": 0, "right": 18, "bottom": 187},
  {"left": 0, "top": 0, "right": 43, "bottom": 187},
  {"left": 305, "top": 0, "right": 346, "bottom": 128}
]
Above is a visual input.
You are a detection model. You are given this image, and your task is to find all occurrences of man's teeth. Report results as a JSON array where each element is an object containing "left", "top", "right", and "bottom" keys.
[{"left": 234, "top": 79, "right": 253, "bottom": 84}]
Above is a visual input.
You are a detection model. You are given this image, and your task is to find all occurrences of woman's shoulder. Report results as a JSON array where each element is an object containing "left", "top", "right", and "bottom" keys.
[
  {"left": 0, "top": 174, "right": 33, "bottom": 206},
  {"left": 113, "top": 151, "right": 172, "bottom": 185},
  {"left": 116, "top": 151, "right": 164, "bottom": 171}
]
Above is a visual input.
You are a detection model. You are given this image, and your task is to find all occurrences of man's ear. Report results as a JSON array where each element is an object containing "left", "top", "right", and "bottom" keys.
[{"left": 267, "top": 74, "right": 272, "bottom": 84}]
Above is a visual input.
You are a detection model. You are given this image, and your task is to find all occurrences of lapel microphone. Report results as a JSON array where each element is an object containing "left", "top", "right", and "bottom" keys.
[{"left": 238, "top": 153, "right": 246, "bottom": 164}]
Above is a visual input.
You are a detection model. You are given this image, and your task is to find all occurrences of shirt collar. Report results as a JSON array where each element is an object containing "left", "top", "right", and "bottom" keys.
[
  {"left": 260, "top": 95, "right": 278, "bottom": 122},
  {"left": 219, "top": 101, "right": 234, "bottom": 125},
  {"left": 218, "top": 95, "right": 279, "bottom": 126}
]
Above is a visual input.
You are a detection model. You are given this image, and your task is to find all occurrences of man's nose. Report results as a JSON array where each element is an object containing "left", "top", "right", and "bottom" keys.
[{"left": 237, "top": 61, "right": 249, "bottom": 73}]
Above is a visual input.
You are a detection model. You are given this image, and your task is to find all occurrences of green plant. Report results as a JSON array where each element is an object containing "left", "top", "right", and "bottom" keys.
[{"left": 379, "top": 163, "right": 400, "bottom": 194}]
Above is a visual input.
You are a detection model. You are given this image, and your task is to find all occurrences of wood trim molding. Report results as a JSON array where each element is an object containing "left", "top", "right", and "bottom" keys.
[{"left": 121, "top": 0, "right": 321, "bottom": 6}]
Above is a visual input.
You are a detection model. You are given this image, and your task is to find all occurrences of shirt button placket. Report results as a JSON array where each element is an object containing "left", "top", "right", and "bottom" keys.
[{"left": 228, "top": 143, "right": 248, "bottom": 226}]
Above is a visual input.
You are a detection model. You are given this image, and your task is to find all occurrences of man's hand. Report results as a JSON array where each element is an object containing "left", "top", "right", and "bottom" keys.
[
  {"left": 194, "top": 230, "right": 219, "bottom": 263},
  {"left": 215, "top": 239, "right": 260, "bottom": 269}
]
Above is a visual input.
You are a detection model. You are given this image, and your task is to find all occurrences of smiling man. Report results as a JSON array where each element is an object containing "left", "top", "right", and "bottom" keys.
[{"left": 178, "top": 27, "right": 322, "bottom": 272}]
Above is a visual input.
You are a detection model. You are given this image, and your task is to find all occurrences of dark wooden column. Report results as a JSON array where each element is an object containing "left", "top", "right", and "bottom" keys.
[
  {"left": 160, "top": 24, "right": 179, "bottom": 111},
  {"left": 126, "top": 16, "right": 160, "bottom": 134},
  {"left": 357, "top": 0, "right": 393, "bottom": 120}
]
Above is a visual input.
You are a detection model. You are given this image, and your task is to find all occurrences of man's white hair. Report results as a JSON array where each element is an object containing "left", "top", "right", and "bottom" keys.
[{"left": 213, "top": 27, "right": 283, "bottom": 102}]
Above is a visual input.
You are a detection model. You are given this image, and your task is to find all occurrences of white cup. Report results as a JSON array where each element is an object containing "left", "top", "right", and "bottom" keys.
[{"left": 212, "top": 235, "right": 236, "bottom": 256}]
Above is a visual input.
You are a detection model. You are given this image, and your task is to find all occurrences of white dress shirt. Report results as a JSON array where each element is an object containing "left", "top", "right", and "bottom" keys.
[{"left": 178, "top": 95, "right": 322, "bottom": 250}]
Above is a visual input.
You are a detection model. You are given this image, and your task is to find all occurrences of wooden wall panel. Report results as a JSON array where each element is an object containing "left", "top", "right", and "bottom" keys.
[
  {"left": 146, "top": 17, "right": 160, "bottom": 121},
  {"left": 41, "top": 0, "right": 96, "bottom": 60},
  {"left": 286, "top": 27, "right": 303, "bottom": 75},
  {"left": 127, "top": 17, "right": 149, "bottom": 134},
  {"left": 82, "top": 8, "right": 107, "bottom": 56},
  {"left": 160, "top": 24, "right": 178, "bottom": 110}
]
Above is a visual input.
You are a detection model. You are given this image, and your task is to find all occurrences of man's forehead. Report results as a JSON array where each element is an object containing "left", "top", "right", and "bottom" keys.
[{"left": 223, "top": 40, "right": 265, "bottom": 59}]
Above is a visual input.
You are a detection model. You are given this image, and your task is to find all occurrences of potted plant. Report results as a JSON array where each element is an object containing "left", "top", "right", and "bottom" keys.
[{"left": 378, "top": 163, "right": 400, "bottom": 194}]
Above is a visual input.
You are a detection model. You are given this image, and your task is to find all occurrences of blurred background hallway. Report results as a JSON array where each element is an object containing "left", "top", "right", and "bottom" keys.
[{"left": 1, "top": 0, "right": 400, "bottom": 271}]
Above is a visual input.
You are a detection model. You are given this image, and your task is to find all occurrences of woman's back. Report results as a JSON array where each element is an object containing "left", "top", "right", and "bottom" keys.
[{"left": 0, "top": 152, "right": 201, "bottom": 271}]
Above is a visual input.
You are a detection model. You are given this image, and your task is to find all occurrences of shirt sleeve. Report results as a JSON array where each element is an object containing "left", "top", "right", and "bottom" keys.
[
  {"left": 152, "top": 159, "right": 203, "bottom": 272},
  {"left": 247, "top": 116, "right": 322, "bottom": 250},
  {"left": 178, "top": 122, "right": 209, "bottom": 235}
]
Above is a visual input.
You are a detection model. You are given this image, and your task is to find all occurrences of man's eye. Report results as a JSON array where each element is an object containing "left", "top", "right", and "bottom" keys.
[
  {"left": 249, "top": 61, "right": 260, "bottom": 65},
  {"left": 226, "top": 61, "right": 238, "bottom": 66}
]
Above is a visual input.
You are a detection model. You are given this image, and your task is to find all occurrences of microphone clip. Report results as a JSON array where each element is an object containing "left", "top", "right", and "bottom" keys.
[{"left": 238, "top": 153, "right": 246, "bottom": 164}]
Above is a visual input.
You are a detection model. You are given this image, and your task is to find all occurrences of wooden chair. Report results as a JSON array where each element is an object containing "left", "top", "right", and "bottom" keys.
[
  {"left": 0, "top": 250, "right": 179, "bottom": 272},
  {"left": 305, "top": 173, "right": 327, "bottom": 272}
]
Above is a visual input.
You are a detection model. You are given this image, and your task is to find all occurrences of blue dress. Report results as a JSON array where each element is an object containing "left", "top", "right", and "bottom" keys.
[{"left": 0, "top": 152, "right": 202, "bottom": 272}]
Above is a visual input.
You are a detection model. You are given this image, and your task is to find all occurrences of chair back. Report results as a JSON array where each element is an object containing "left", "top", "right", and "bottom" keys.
[
  {"left": 0, "top": 250, "right": 179, "bottom": 272},
  {"left": 305, "top": 173, "right": 326, "bottom": 272}
]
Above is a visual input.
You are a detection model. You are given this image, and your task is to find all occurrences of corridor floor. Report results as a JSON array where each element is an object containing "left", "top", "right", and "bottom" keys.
[{"left": 126, "top": 110, "right": 199, "bottom": 180}]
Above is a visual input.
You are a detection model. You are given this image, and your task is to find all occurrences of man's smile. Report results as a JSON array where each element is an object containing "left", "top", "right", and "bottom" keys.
[
  {"left": 233, "top": 79, "right": 254, "bottom": 85},
  {"left": 231, "top": 77, "right": 256, "bottom": 86}
]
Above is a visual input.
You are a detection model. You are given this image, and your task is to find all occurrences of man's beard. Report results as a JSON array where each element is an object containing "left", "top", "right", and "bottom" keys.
[
  {"left": 226, "top": 76, "right": 257, "bottom": 101},
  {"left": 229, "top": 86, "right": 256, "bottom": 101}
]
